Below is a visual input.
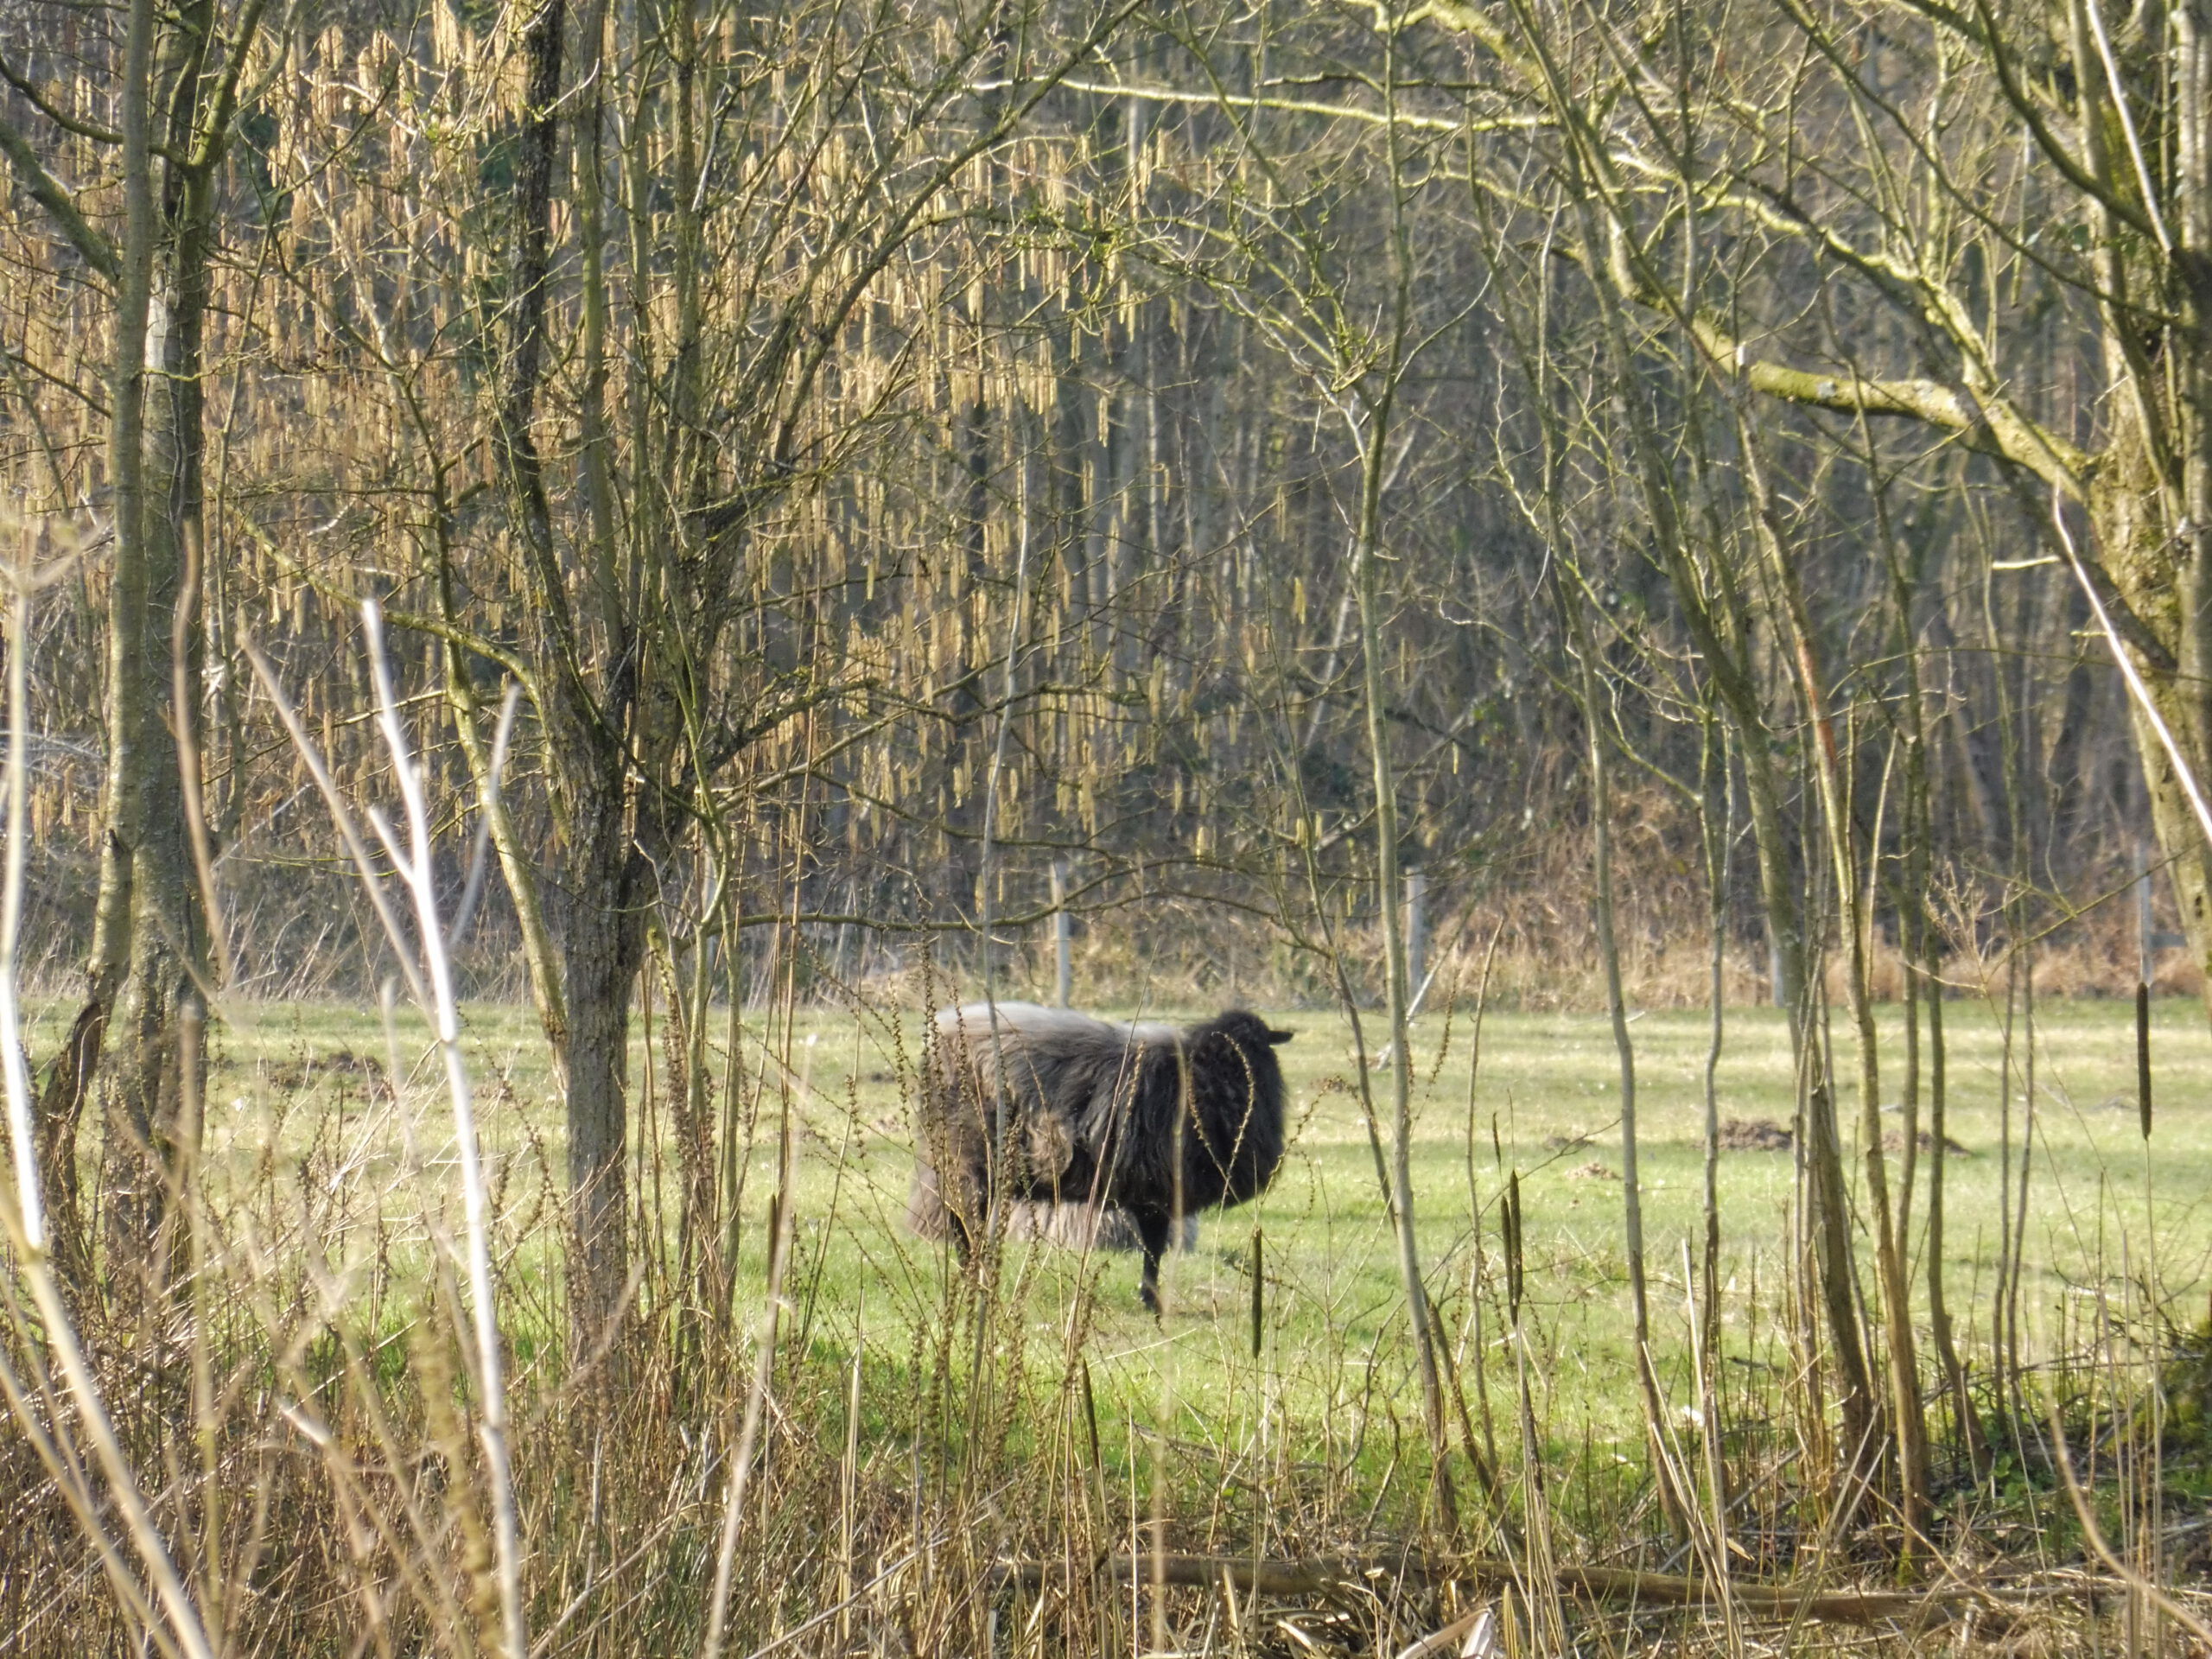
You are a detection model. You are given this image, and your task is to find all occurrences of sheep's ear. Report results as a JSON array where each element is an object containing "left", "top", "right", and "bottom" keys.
[{"left": 1264, "top": 1027, "right": 1294, "bottom": 1046}]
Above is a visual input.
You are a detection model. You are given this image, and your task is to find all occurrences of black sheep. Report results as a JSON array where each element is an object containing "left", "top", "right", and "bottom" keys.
[{"left": 912, "top": 1002, "right": 1291, "bottom": 1312}]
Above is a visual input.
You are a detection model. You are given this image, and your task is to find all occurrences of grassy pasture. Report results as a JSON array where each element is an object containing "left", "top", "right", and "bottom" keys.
[{"left": 64, "top": 987, "right": 2210, "bottom": 1530}]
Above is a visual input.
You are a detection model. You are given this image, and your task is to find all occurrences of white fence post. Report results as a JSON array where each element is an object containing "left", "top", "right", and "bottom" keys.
[
  {"left": 1405, "top": 867, "right": 1427, "bottom": 1002},
  {"left": 1052, "top": 857, "right": 1072, "bottom": 1008}
]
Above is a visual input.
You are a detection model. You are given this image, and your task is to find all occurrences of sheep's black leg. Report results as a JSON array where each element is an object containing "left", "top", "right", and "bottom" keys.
[
  {"left": 1133, "top": 1209, "right": 1172, "bottom": 1317},
  {"left": 946, "top": 1207, "right": 976, "bottom": 1266},
  {"left": 944, "top": 1173, "right": 980, "bottom": 1269}
]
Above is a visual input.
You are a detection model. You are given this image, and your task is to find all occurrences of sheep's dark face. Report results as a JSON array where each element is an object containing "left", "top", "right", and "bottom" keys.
[
  {"left": 1212, "top": 1009, "right": 1294, "bottom": 1052},
  {"left": 1177, "top": 1009, "right": 1291, "bottom": 1217}
]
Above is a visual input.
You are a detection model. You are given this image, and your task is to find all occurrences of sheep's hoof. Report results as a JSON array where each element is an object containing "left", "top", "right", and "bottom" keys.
[{"left": 1140, "top": 1284, "right": 1162, "bottom": 1318}]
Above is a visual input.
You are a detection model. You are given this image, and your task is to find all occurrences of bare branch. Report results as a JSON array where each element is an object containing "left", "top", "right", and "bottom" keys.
[{"left": 0, "top": 109, "right": 121, "bottom": 282}]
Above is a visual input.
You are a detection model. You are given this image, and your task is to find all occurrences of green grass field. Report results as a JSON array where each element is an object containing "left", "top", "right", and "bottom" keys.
[
  {"left": 79, "top": 987, "right": 2209, "bottom": 1517},
  {"left": 22, "top": 984, "right": 2212, "bottom": 1659}
]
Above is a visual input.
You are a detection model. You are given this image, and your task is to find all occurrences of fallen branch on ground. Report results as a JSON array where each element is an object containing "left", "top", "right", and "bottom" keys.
[{"left": 993, "top": 1551, "right": 2049, "bottom": 1630}]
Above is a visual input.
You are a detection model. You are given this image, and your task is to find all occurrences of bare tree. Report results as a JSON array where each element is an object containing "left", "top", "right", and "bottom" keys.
[{"left": 0, "top": 0, "right": 265, "bottom": 1278}]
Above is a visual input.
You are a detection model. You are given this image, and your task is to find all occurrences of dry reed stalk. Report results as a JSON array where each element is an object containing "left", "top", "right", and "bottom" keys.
[
  {"left": 700, "top": 1085, "right": 800, "bottom": 1659},
  {"left": 362, "top": 602, "right": 526, "bottom": 1659},
  {"left": 241, "top": 605, "right": 527, "bottom": 1657}
]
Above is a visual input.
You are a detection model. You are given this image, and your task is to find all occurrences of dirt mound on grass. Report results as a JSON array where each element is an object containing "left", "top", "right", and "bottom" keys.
[
  {"left": 1881, "top": 1127, "right": 1972, "bottom": 1156},
  {"left": 1707, "top": 1117, "right": 1967, "bottom": 1156},
  {"left": 264, "top": 1048, "right": 389, "bottom": 1092},
  {"left": 1718, "top": 1117, "right": 1794, "bottom": 1151}
]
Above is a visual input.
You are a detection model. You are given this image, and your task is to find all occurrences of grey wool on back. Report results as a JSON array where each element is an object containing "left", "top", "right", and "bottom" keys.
[{"left": 908, "top": 1001, "right": 1290, "bottom": 1312}]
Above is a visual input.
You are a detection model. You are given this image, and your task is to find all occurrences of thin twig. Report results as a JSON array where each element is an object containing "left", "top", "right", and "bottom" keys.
[
  {"left": 362, "top": 601, "right": 527, "bottom": 1659},
  {"left": 451, "top": 680, "right": 523, "bottom": 947}
]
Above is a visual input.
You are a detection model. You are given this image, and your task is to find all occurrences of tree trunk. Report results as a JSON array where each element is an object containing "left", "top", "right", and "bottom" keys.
[
  {"left": 563, "top": 754, "right": 647, "bottom": 1342},
  {"left": 1737, "top": 713, "right": 1875, "bottom": 1461},
  {"left": 2091, "top": 413, "right": 2212, "bottom": 1014},
  {"left": 1351, "top": 429, "right": 1452, "bottom": 1503},
  {"left": 41, "top": 0, "right": 157, "bottom": 1279},
  {"left": 1698, "top": 712, "right": 1727, "bottom": 1366},
  {"left": 1554, "top": 180, "right": 1878, "bottom": 1468},
  {"left": 111, "top": 55, "right": 227, "bottom": 1250},
  {"left": 78, "top": 0, "right": 219, "bottom": 1285},
  {"left": 492, "top": 0, "right": 657, "bottom": 1348},
  {"left": 1351, "top": 33, "right": 1452, "bottom": 1506},
  {"left": 1746, "top": 435, "right": 1929, "bottom": 1535},
  {"left": 1564, "top": 569, "right": 1688, "bottom": 1528}
]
